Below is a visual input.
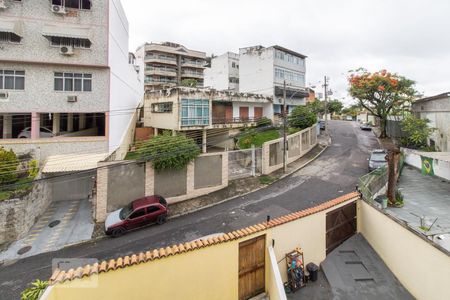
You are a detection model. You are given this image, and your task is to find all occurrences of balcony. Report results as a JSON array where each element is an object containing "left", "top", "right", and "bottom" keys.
[
  {"left": 145, "top": 67, "right": 177, "bottom": 77},
  {"left": 145, "top": 55, "right": 177, "bottom": 65},
  {"left": 181, "top": 60, "right": 205, "bottom": 68},
  {"left": 144, "top": 78, "right": 177, "bottom": 85},
  {"left": 212, "top": 116, "right": 261, "bottom": 126},
  {"left": 181, "top": 70, "right": 203, "bottom": 79}
]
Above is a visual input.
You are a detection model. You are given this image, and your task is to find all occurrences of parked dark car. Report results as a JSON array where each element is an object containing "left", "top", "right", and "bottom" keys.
[
  {"left": 360, "top": 122, "right": 372, "bottom": 131},
  {"left": 105, "top": 195, "right": 168, "bottom": 237},
  {"left": 319, "top": 120, "right": 325, "bottom": 130},
  {"left": 368, "top": 149, "right": 387, "bottom": 172}
]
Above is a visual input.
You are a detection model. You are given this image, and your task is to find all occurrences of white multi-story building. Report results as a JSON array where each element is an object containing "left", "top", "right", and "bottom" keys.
[
  {"left": 204, "top": 52, "right": 239, "bottom": 92},
  {"left": 239, "top": 45, "right": 308, "bottom": 116},
  {"left": 0, "top": 0, "right": 142, "bottom": 161}
]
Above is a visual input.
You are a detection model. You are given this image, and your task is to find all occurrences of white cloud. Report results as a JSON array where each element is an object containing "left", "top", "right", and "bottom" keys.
[{"left": 121, "top": 0, "right": 450, "bottom": 105}]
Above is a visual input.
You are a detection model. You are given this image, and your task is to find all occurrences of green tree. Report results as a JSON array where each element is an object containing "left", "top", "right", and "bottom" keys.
[
  {"left": 307, "top": 100, "right": 325, "bottom": 115},
  {"left": 21, "top": 279, "right": 48, "bottom": 300},
  {"left": 328, "top": 99, "right": 344, "bottom": 115},
  {"left": 180, "top": 79, "right": 198, "bottom": 87},
  {"left": 137, "top": 132, "right": 200, "bottom": 172},
  {"left": 0, "top": 147, "right": 19, "bottom": 185},
  {"left": 348, "top": 68, "right": 417, "bottom": 137},
  {"left": 400, "top": 115, "right": 433, "bottom": 149},
  {"left": 288, "top": 105, "right": 317, "bottom": 129}
]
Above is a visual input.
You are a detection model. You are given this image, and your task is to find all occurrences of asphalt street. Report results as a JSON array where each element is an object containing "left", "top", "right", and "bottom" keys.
[{"left": 0, "top": 120, "right": 379, "bottom": 299}]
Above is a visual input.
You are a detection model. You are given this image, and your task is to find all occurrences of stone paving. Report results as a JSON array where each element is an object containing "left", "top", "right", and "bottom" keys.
[
  {"left": 0, "top": 199, "right": 94, "bottom": 262},
  {"left": 386, "top": 165, "right": 450, "bottom": 251}
]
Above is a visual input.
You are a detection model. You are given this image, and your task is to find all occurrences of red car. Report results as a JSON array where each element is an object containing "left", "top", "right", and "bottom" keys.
[{"left": 105, "top": 195, "right": 168, "bottom": 237}]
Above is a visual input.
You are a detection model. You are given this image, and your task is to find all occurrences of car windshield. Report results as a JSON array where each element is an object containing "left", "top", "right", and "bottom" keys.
[
  {"left": 119, "top": 203, "right": 133, "bottom": 220},
  {"left": 371, "top": 153, "right": 386, "bottom": 162}
]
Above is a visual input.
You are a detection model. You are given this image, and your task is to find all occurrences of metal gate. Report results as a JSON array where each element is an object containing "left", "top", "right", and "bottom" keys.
[
  {"left": 326, "top": 201, "right": 357, "bottom": 254},
  {"left": 238, "top": 235, "right": 266, "bottom": 300},
  {"left": 228, "top": 148, "right": 262, "bottom": 180}
]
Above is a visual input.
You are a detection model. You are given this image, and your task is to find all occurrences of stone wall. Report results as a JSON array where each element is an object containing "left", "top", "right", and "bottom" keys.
[{"left": 0, "top": 181, "right": 52, "bottom": 246}]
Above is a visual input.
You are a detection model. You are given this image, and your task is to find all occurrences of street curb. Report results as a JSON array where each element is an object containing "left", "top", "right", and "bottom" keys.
[
  {"left": 169, "top": 138, "right": 331, "bottom": 220},
  {"left": 6, "top": 137, "right": 331, "bottom": 258}
]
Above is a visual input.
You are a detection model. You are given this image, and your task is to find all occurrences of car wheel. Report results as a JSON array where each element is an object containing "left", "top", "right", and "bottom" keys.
[
  {"left": 111, "top": 227, "right": 126, "bottom": 238},
  {"left": 156, "top": 214, "right": 167, "bottom": 225}
]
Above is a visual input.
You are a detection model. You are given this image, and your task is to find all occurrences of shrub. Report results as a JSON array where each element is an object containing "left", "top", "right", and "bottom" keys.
[
  {"left": 27, "top": 160, "right": 39, "bottom": 179},
  {"left": 288, "top": 106, "right": 317, "bottom": 129},
  {"left": 256, "top": 117, "right": 272, "bottom": 127},
  {"left": 400, "top": 115, "right": 433, "bottom": 149},
  {"left": 137, "top": 132, "right": 200, "bottom": 172},
  {"left": 0, "top": 147, "right": 19, "bottom": 185},
  {"left": 21, "top": 279, "right": 48, "bottom": 300}
]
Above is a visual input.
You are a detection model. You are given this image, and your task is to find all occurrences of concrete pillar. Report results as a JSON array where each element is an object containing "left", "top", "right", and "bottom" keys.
[
  {"left": 172, "top": 130, "right": 177, "bottom": 136},
  {"left": 154, "top": 128, "right": 158, "bottom": 136},
  {"left": 186, "top": 161, "right": 195, "bottom": 194},
  {"left": 52, "top": 113, "right": 60, "bottom": 136},
  {"left": 67, "top": 113, "right": 74, "bottom": 132},
  {"left": 95, "top": 163, "right": 109, "bottom": 222},
  {"left": 79, "top": 113, "right": 86, "bottom": 130},
  {"left": 2, "top": 114, "right": 12, "bottom": 138},
  {"left": 31, "top": 112, "right": 40, "bottom": 139},
  {"left": 144, "top": 162, "right": 155, "bottom": 196},
  {"left": 202, "top": 129, "right": 207, "bottom": 153}
]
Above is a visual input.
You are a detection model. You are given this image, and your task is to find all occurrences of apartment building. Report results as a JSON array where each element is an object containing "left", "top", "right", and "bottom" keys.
[
  {"left": 0, "top": 0, "right": 143, "bottom": 161},
  {"left": 204, "top": 52, "right": 239, "bottom": 92},
  {"left": 144, "top": 87, "right": 272, "bottom": 152},
  {"left": 136, "top": 42, "right": 206, "bottom": 91},
  {"left": 239, "top": 45, "right": 308, "bottom": 116}
]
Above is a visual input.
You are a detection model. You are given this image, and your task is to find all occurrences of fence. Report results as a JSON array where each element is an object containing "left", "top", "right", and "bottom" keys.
[
  {"left": 228, "top": 147, "right": 262, "bottom": 180},
  {"left": 262, "top": 125, "right": 318, "bottom": 175},
  {"left": 358, "top": 166, "right": 388, "bottom": 202}
]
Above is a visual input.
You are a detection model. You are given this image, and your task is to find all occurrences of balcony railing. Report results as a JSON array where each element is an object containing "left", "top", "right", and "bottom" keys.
[
  {"left": 181, "top": 71, "right": 203, "bottom": 77},
  {"left": 144, "top": 78, "right": 177, "bottom": 84},
  {"left": 181, "top": 60, "right": 205, "bottom": 67},
  {"left": 145, "top": 55, "right": 177, "bottom": 63},
  {"left": 212, "top": 117, "right": 262, "bottom": 125}
]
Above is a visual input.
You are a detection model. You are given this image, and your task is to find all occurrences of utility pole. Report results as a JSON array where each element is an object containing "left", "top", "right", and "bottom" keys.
[
  {"left": 323, "top": 76, "right": 329, "bottom": 134},
  {"left": 283, "top": 80, "right": 287, "bottom": 173}
]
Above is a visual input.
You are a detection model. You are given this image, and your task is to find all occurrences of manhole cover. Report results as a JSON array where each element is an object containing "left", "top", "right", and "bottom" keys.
[
  {"left": 17, "top": 246, "right": 32, "bottom": 255},
  {"left": 49, "top": 220, "right": 61, "bottom": 228}
]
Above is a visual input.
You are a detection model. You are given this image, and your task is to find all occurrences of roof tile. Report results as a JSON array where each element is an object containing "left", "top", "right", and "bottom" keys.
[{"left": 48, "top": 193, "right": 359, "bottom": 285}]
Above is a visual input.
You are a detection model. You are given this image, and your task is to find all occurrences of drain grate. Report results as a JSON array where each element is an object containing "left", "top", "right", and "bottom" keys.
[
  {"left": 49, "top": 220, "right": 61, "bottom": 228},
  {"left": 17, "top": 246, "right": 32, "bottom": 255}
]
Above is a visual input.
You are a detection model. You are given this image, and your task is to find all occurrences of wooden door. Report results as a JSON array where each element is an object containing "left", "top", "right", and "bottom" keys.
[
  {"left": 225, "top": 105, "right": 233, "bottom": 122},
  {"left": 239, "top": 106, "right": 249, "bottom": 121},
  {"left": 326, "top": 201, "right": 357, "bottom": 254},
  {"left": 254, "top": 107, "right": 263, "bottom": 119},
  {"left": 239, "top": 235, "right": 265, "bottom": 300}
]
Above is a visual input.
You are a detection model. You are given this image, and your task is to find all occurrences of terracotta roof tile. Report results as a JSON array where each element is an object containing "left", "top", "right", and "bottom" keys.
[{"left": 49, "top": 192, "right": 359, "bottom": 285}]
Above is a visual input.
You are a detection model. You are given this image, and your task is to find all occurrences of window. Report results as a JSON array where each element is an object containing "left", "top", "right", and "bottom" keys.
[
  {"left": 0, "top": 32, "right": 21, "bottom": 44},
  {"left": 50, "top": 37, "right": 91, "bottom": 49},
  {"left": 275, "top": 68, "right": 304, "bottom": 85},
  {"left": 151, "top": 102, "right": 173, "bottom": 113},
  {"left": 129, "top": 209, "right": 145, "bottom": 219},
  {"left": 52, "top": 0, "right": 92, "bottom": 10},
  {"left": 147, "top": 206, "right": 160, "bottom": 213},
  {"left": 232, "top": 62, "right": 236, "bottom": 68},
  {"left": 0, "top": 70, "right": 25, "bottom": 90},
  {"left": 180, "top": 99, "right": 209, "bottom": 126},
  {"left": 54, "top": 72, "right": 92, "bottom": 92}
]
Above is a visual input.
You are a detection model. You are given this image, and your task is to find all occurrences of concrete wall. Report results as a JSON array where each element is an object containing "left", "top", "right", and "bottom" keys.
[
  {"left": 0, "top": 0, "right": 108, "bottom": 66},
  {"left": 402, "top": 148, "right": 450, "bottom": 181},
  {"left": 106, "top": 163, "right": 145, "bottom": 212},
  {"left": 107, "top": 0, "right": 143, "bottom": 153},
  {"left": 239, "top": 47, "right": 274, "bottom": 97},
  {"left": 0, "top": 180, "right": 51, "bottom": 245},
  {"left": 154, "top": 168, "right": 187, "bottom": 198},
  {"left": 0, "top": 63, "right": 109, "bottom": 113},
  {"left": 0, "top": 137, "right": 108, "bottom": 162},
  {"left": 262, "top": 125, "right": 317, "bottom": 174},
  {"left": 359, "top": 200, "right": 450, "bottom": 300},
  {"left": 43, "top": 195, "right": 358, "bottom": 300},
  {"left": 194, "top": 155, "right": 222, "bottom": 189},
  {"left": 50, "top": 171, "right": 96, "bottom": 202}
]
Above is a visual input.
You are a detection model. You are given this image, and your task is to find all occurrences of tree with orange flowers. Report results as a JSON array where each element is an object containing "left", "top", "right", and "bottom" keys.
[{"left": 348, "top": 68, "right": 417, "bottom": 138}]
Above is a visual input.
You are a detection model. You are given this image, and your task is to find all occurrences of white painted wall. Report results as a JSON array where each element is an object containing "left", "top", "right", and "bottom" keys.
[
  {"left": 232, "top": 102, "right": 271, "bottom": 119},
  {"left": 108, "top": 0, "right": 143, "bottom": 152},
  {"left": 204, "top": 52, "right": 239, "bottom": 91},
  {"left": 239, "top": 47, "right": 274, "bottom": 96},
  {"left": 402, "top": 148, "right": 450, "bottom": 181}
]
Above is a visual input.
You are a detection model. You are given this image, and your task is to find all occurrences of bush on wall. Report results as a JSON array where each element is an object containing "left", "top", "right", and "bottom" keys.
[
  {"left": 0, "top": 147, "right": 19, "bottom": 185},
  {"left": 137, "top": 132, "right": 200, "bottom": 172}
]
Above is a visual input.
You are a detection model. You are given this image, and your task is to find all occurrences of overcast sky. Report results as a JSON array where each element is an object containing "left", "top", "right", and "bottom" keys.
[{"left": 122, "top": 0, "right": 450, "bottom": 106}]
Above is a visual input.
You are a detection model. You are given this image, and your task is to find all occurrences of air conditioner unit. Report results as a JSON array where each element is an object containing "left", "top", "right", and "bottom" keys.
[
  {"left": 60, "top": 45, "right": 74, "bottom": 56},
  {"left": 0, "top": 91, "right": 9, "bottom": 100},
  {"left": 51, "top": 5, "right": 66, "bottom": 14},
  {"left": 0, "top": 0, "right": 7, "bottom": 9},
  {"left": 67, "top": 95, "right": 78, "bottom": 102}
]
